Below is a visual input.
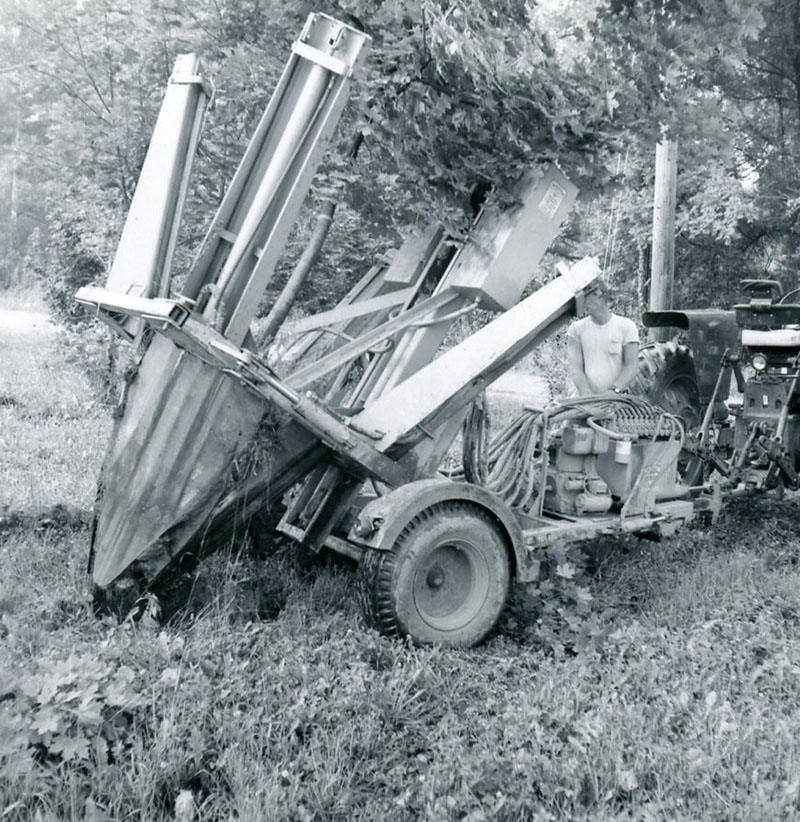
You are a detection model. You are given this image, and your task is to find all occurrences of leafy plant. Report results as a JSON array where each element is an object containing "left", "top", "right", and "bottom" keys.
[
  {"left": 505, "top": 539, "right": 613, "bottom": 656},
  {"left": 56, "top": 322, "right": 124, "bottom": 406},
  {"left": 0, "top": 653, "right": 142, "bottom": 784}
]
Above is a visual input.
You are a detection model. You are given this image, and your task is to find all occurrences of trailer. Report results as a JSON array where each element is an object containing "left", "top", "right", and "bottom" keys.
[{"left": 78, "top": 14, "right": 732, "bottom": 647}]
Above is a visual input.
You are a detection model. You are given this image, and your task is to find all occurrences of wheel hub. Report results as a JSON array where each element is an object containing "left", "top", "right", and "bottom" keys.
[
  {"left": 413, "top": 539, "right": 490, "bottom": 630},
  {"left": 426, "top": 565, "right": 445, "bottom": 589}
]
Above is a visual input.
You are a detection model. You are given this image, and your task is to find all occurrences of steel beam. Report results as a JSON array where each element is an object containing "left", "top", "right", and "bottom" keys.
[{"left": 104, "top": 54, "right": 211, "bottom": 339}]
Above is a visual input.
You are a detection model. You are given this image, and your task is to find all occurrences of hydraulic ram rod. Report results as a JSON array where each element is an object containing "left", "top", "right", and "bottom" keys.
[{"left": 182, "top": 14, "right": 370, "bottom": 346}]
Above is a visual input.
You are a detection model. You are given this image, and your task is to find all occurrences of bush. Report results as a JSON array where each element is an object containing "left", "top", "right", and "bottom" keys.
[
  {"left": 57, "top": 323, "right": 125, "bottom": 406},
  {"left": 1, "top": 653, "right": 142, "bottom": 787}
]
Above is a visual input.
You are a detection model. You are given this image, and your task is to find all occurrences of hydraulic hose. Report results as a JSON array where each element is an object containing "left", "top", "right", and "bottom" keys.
[{"left": 461, "top": 394, "right": 683, "bottom": 513}]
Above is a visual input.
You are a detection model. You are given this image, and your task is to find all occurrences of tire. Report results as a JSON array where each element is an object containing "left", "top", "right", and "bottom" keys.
[
  {"left": 629, "top": 341, "right": 704, "bottom": 485},
  {"left": 358, "top": 501, "right": 511, "bottom": 647}
]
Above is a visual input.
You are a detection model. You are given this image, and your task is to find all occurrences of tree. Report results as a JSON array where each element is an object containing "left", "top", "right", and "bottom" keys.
[{"left": 3, "top": 0, "right": 798, "bottom": 327}]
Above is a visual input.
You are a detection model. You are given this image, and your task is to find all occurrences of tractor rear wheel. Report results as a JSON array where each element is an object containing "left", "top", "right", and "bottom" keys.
[
  {"left": 630, "top": 341, "right": 704, "bottom": 485},
  {"left": 358, "top": 502, "right": 511, "bottom": 647}
]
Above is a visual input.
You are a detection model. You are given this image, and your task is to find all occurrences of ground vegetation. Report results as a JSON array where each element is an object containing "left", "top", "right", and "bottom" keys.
[
  {"left": 4, "top": 1, "right": 800, "bottom": 818},
  {"left": 3, "top": 293, "right": 800, "bottom": 820}
]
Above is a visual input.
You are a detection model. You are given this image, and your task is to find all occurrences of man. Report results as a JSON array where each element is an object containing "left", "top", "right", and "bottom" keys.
[{"left": 566, "top": 280, "right": 640, "bottom": 395}]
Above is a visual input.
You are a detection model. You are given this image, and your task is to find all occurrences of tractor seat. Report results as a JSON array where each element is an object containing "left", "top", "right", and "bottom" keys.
[{"left": 741, "top": 327, "right": 800, "bottom": 348}]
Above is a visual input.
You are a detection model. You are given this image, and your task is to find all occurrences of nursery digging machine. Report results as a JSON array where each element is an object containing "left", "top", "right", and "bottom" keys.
[{"left": 77, "top": 14, "right": 800, "bottom": 646}]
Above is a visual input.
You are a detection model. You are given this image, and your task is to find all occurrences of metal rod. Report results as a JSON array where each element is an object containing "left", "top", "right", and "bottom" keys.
[
  {"left": 287, "top": 291, "right": 459, "bottom": 389},
  {"left": 698, "top": 349, "right": 731, "bottom": 443},
  {"left": 774, "top": 357, "right": 800, "bottom": 443}
]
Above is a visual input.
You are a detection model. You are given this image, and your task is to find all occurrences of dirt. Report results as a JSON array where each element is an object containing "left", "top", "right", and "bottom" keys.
[{"left": 0, "top": 305, "right": 58, "bottom": 339}]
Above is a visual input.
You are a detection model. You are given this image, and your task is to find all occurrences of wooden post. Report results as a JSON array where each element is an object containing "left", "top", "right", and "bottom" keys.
[{"left": 650, "top": 139, "right": 677, "bottom": 342}]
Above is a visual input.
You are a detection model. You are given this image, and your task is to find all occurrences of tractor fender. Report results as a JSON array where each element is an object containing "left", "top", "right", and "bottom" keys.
[{"left": 348, "top": 478, "right": 527, "bottom": 577}]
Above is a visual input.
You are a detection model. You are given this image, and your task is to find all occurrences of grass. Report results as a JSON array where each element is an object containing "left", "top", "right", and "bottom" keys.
[
  {"left": 0, "top": 291, "right": 110, "bottom": 509},
  {"left": 4, "top": 291, "right": 800, "bottom": 821}
]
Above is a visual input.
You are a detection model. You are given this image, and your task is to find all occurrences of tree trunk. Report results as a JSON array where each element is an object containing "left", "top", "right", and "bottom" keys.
[
  {"left": 5, "top": 78, "right": 21, "bottom": 287},
  {"left": 257, "top": 197, "right": 337, "bottom": 347},
  {"left": 637, "top": 241, "right": 650, "bottom": 321}
]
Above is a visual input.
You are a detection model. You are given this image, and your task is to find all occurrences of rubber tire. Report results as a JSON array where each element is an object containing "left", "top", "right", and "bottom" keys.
[
  {"left": 629, "top": 341, "right": 704, "bottom": 485},
  {"left": 358, "top": 501, "right": 511, "bottom": 647}
]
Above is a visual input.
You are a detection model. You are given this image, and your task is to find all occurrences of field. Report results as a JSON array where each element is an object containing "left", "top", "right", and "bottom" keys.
[{"left": 3, "top": 292, "right": 800, "bottom": 821}]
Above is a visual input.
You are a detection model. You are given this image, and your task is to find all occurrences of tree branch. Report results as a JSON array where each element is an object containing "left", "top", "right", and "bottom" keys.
[
  {"left": 67, "top": 18, "right": 111, "bottom": 114},
  {"left": 27, "top": 65, "right": 111, "bottom": 125}
]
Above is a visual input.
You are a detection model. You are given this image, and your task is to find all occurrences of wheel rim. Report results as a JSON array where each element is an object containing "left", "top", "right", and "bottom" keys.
[{"left": 412, "top": 538, "right": 490, "bottom": 632}]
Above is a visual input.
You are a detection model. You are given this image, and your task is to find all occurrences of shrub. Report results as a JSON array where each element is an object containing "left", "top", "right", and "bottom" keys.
[{"left": 1, "top": 653, "right": 142, "bottom": 790}]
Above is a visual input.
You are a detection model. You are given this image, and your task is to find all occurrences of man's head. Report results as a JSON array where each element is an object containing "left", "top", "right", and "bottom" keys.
[{"left": 584, "top": 280, "right": 613, "bottom": 321}]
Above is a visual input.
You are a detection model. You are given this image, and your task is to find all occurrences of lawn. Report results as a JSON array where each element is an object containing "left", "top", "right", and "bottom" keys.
[{"left": 3, "top": 290, "right": 800, "bottom": 821}]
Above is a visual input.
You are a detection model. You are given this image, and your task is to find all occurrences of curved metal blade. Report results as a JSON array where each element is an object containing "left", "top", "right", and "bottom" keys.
[{"left": 91, "top": 334, "right": 265, "bottom": 587}]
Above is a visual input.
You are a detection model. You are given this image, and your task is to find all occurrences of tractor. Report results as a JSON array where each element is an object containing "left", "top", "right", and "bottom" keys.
[{"left": 641, "top": 278, "right": 800, "bottom": 496}]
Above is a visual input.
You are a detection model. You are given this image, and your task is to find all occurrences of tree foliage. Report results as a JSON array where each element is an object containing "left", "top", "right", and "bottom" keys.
[{"left": 1, "top": 0, "right": 800, "bottom": 319}]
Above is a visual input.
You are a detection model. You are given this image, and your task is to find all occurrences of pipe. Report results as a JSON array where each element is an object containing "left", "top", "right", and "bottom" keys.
[{"left": 257, "top": 131, "right": 365, "bottom": 347}]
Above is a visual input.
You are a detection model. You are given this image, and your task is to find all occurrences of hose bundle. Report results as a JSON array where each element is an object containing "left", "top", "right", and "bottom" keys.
[{"left": 461, "top": 394, "right": 684, "bottom": 513}]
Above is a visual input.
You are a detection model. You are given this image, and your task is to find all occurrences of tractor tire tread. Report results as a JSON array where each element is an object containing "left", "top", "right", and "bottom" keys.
[
  {"left": 629, "top": 341, "right": 695, "bottom": 400},
  {"left": 629, "top": 340, "right": 704, "bottom": 485}
]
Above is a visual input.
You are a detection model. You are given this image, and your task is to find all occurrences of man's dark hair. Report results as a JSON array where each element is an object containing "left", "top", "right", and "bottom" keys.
[{"left": 588, "top": 279, "right": 613, "bottom": 300}]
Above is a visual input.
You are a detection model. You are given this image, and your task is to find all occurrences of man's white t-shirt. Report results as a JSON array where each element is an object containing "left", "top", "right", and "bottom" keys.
[{"left": 566, "top": 314, "right": 640, "bottom": 393}]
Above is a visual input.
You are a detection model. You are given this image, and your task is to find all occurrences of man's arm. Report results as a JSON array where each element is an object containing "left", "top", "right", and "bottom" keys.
[
  {"left": 566, "top": 335, "right": 593, "bottom": 395},
  {"left": 614, "top": 341, "right": 640, "bottom": 391}
]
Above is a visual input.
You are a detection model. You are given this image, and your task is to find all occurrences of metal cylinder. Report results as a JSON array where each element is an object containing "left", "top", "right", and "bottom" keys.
[{"left": 575, "top": 492, "right": 613, "bottom": 514}]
